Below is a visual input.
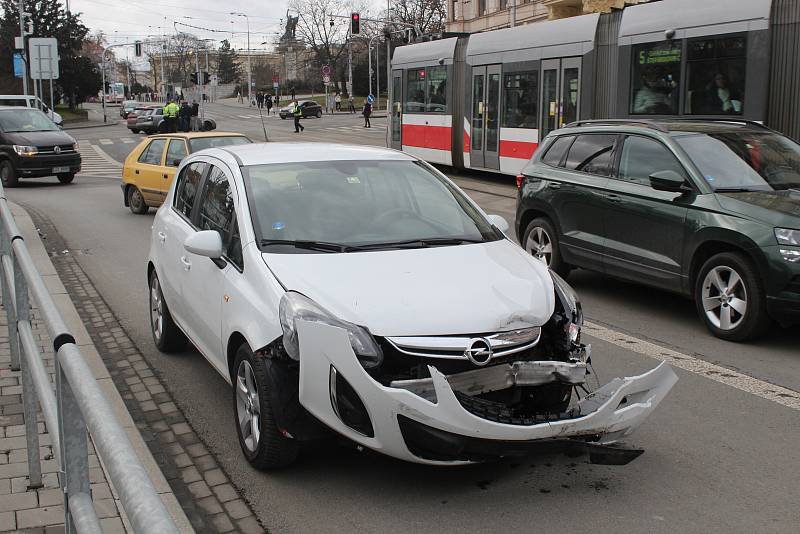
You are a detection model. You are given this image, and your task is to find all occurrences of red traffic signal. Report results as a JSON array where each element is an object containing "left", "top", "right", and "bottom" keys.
[{"left": 351, "top": 12, "right": 360, "bottom": 35}]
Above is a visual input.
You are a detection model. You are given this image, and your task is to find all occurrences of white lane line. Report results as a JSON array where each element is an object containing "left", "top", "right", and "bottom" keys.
[
  {"left": 99, "top": 138, "right": 113, "bottom": 145},
  {"left": 237, "top": 115, "right": 251, "bottom": 119},
  {"left": 584, "top": 321, "right": 800, "bottom": 411},
  {"left": 120, "top": 138, "right": 135, "bottom": 143},
  {"left": 90, "top": 144, "right": 123, "bottom": 168}
]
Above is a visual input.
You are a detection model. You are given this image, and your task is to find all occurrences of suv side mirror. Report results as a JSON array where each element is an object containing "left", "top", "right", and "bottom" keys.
[
  {"left": 649, "top": 170, "right": 689, "bottom": 193},
  {"left": 184, "top": 230, "right": 222, "bottom": 259}
]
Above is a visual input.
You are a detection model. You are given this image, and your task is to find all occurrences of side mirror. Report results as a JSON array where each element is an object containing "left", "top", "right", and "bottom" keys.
[
  {"left": 183, "top": 230, "right": 222, "bottom": 259},
  {"left": 487, "top": 214, "right": 510, "bottom": 233},
  {"left": 649, "top": 170, "right": 689, "bottom": 193}
]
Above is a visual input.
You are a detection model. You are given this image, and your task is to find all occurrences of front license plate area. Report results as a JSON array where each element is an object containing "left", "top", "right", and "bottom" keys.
[{"left": 52, "top": 166, "right": 69, "bottom": 173}]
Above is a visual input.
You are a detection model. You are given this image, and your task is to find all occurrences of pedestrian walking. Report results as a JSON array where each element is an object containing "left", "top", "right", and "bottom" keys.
[
  {"left": 290, "top": 86, "right": 296, "bottom": 100},
  {"left": 256, "top": 91, "right": 264, "bottom": 109},
  {"left": 275, "top": 94, "right": 280, "bottom": 110},
  {"left": 335, "top": 92, "right": 341, "bottom": 111},
  {"left": 348, "top": 95, "right": 356, "bottom": 113},
  {"left": 291, "top": 99, "right": 304, "bottom": 133},
  {"left": 266, "top": 94, "right": 273, "bottom": 115},
  {"left": 190, "top": 100, "right": 200, "bottom": 131},
  {"left": 363, "top": 99, "right": 372, "bottom": 128},
  {"left": 179, "top": 101, "right": 191, "bottom": 132},
  {"left": 237, "top": 89, "right": 243, "bottom": 103}
]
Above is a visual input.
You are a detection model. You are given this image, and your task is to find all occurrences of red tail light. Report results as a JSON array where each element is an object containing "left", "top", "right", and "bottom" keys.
[{"left": 516, "top": 174, "right": 524, "bottom": 189}]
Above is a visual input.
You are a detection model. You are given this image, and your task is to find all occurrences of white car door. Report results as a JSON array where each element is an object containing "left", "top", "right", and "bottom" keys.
[
  {"left": 157, "top": 160, "right": 208, "bottom": 330},
  {"left": 179, "top": 161, "right": 237, "bottom": 373}
]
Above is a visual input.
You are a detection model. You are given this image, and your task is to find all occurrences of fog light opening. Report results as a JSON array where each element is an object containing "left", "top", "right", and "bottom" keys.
[{"left": 329, "top": 366, "right": 374, "bottom": 438}]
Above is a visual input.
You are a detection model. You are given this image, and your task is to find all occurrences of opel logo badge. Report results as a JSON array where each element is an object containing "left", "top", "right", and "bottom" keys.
[
  {"left": 54, "top": 146, "right": 61, "bottom": 154},
  {"left": 464, "top": 337, "right": 493, "bottom": 366}
]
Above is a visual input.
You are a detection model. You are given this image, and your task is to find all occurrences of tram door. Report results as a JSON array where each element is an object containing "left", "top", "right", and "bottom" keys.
[
  {"left": 470, "top": 65, "right": 501, "bottom": 169},
  {"left": 540, "top": 57, "right": 581, "bottom": 137},
  {"left": 391, "top": 71, "right": 403, "bottom": 150}
]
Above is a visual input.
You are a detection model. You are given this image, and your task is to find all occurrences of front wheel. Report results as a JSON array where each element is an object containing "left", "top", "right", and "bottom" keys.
[
  {"left": 1, "top": 160, "right": 19, "bottom": 188},
  {"left": 232, "top": 344, "right": 298, "bottom": 469},
  {"left": 522, "top": 217, "right": 570, "bottom": 277},
  {"left": 130, "top": 129, "right": 140, "bottom": 134},
  {"left": 694, "top": 252, "right": 771, "bottom": 341},
  {"left": 57, "top": 173, "right": 75, "bottom": 184},
  {"left": 316, "top": 110, "right": 322, "bottom": 118},
  {"left": 149, "top": 271, "right": 187, "bottom": 352}
]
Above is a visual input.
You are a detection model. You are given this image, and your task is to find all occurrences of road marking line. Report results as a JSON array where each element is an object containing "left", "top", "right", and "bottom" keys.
[
  {"left": 99, "top": 138, "right": 113, "bottom": 145},
  {"left": 120, "top": 138, "right": 135, "bottom": 143},
  {"left": 90, "top": 144, "right": 123, "bottom": 168},
  {"left": 584, "top": 321, "right": 800, "bottom": 411}
]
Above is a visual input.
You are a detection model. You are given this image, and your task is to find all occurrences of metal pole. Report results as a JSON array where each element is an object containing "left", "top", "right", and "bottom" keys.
[
  {"left": 368, "top": 40, "right": 372, "bottom": 98},
  {"left": 386, "top": 36, "right": 391, "bottom": 147},
  {"left": 0, "top": 229, "right": 19, "bottom": 371},
  {"left": 348, "top": 31, "right": 353, "bottom": 98},
  {"left": 376, "top": 38, "right": 380, "bottom": 111},
  {"left": 160, "top": 43, "right": 166, "bottom": 101},
  {"left": 17, "top": 0, "right": 28, "bottom": 95},
  {"left": 57, "top": 356, "right": 90, "bottom": 534},
  {"left": 101, "top": 52, "right": 107, "bottom": 123},
  {"left": 511, "top": 0, "right": 516, "bottom": 27}
]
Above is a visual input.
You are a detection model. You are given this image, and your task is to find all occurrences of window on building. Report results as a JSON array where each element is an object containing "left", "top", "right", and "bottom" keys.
[
  {"left": 478, "top": 0, "right": 486, "bottom": 16},
  {"left": 564, "top": 134, "right": 616, "bottom": 176},
  {"left": 500, "top": 0, "right": 508, "bottom": 9},
  {"left": 685, "top": 35, "right": 746, "bottom": 115},
  {"left": 630, "top": 42, "right": 681, "bottom": 115},
  {"left": 617, "top": 136, "right": 686, "bottom": 186},
  {"left": 502, "top": 71, "right": 538, "bottom": 128},
  {"left": 406, "top": 69, "right": 426, "bottom": 112},
  {"left": 426, "top": 66, "right": 447, "bottom": 112}
]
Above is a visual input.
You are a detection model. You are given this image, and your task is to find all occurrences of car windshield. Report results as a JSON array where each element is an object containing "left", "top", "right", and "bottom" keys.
[
  {"left": 0, "top": 109, "right": 57, "bottom": 132},
  {"left": 188, "top": 136, "right": 251, "bottom": 152},
  {"left": 676, "top": 132, "right": 800, "bottom": 191},
  {"left": 244, "top": 160, "right": 499, "bottom": 252}
]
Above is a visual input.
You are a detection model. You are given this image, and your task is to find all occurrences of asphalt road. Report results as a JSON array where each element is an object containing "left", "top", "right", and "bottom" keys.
[{"left": 6, "top": 102, "right": 799, "bottom": 533}]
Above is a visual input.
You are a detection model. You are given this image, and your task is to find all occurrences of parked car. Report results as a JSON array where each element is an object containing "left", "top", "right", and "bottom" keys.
[
  {"left": 147, "top": 142, "right": 676, "bottom": 468},
  {"left": 516, "top": 119, "right": 800, "bottom": 341},
  {"left": 279, "top": 100, "right": 323, "bottom": 119},
  {"left": 0, "top": 94, "right": 63, "bottom": 126},
  {"left": 0, "top": 106, "right": 80, "bottom": 186},
  {"left": 120, "top": 100, "right": 138, "bottom": 119},
  {"left": 122, "top": 132, "right": 251, "bottom": 213},
  {"left": 131, "top": 107, "right": 165, "bottom": 134},
  {"left": 125, "top": 106, "right": 152, "bottom": 133}
]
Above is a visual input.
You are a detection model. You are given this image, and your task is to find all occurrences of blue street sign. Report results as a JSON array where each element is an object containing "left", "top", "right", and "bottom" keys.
[{"left": 13, "top": 53, "right": 24, "bottom": 78}]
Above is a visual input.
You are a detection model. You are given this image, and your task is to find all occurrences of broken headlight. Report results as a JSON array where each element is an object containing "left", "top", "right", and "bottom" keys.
[
  {"left": 549, "top": 270, "right": 583, "bottom": 348},
  {"left": 279, "top": 291, "right": 383, "bottom": 368}
]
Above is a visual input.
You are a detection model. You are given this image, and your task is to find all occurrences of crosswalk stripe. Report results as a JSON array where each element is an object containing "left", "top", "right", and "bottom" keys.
[
  {"left": 99, "top": 139, "right": 113, "bottom": 145},
  {"left": 76, "top": 143, "right": 123, "bottom": 178}
]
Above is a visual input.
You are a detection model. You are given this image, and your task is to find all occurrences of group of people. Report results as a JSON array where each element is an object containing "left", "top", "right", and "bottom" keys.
[
  {"left": 326, "top": 92, "right": 357, "bottom": 113},
  {"left": 292, "top": 94, "right": 373, "bottom": 134},
  {"left": 162, "top": 99, "right": 200, "bottom": 133},
  {"left": 254, "top": 91, "right": 279, "bottom": 114}
]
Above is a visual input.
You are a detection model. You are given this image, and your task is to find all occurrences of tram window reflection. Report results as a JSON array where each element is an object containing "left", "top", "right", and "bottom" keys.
[
  {"left": 630, "top": 42, "right": 681, "bottom": 115},
  {"left": 426, "top": 66, "right": 447, "bottom": 112},
  {"left": 406, "top": 69, "right": 427, "bottom": 113},
  {"left": 685, "top": 36, "right": 746, "bottom": 115},
  {"left": 502, "top": 71, "right": 538, "bottom": 128}
]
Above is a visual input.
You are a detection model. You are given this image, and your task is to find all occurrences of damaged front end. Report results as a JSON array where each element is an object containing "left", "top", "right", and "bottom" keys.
[{"left": 285, "top": 273, "right": 677, "bottom": 465}]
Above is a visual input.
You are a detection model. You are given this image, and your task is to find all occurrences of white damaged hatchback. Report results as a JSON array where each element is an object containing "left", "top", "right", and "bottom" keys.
[{"left": 147, "top": 142, "right": 677, "bottom": 468}]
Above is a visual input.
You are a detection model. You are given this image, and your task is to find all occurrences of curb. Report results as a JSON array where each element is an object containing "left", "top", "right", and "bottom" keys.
[
  {"left": 64, "top": 121, "right": 120, "bottom": 130},
  {"left": 7, "top": 201, "right": 195, "bottom": 533}
]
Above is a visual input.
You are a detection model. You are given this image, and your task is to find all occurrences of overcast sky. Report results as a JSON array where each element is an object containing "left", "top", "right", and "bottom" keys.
[{"left": 71, "top": 0, "right": 386, "bottom": 65}]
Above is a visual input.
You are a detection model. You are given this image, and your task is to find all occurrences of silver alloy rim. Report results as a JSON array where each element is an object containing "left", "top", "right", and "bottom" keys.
[
  {"left": 236, "top": 360, "right": 261, "bottom": 452},
  {"left": 150, "top": 277, "right": 163, "bottom": 341},
  {"left": 525, "top": 226, "right": 553, "bottom": 266},
  {"left": 701, "top": 265, "right": 748, "bottom": 331},
  {"left": 130, "top": 189, "right": 143, "bottom": 211}
]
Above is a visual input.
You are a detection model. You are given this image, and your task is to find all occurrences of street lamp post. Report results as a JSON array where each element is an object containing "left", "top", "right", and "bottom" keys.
[{"left": 231, "top": 12, "right": 252, "bottom": 106}]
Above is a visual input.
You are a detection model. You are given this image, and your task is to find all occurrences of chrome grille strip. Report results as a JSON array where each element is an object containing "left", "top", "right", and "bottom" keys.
[{"left": 386, "top": 326, "right": 542, "bottom": 361}]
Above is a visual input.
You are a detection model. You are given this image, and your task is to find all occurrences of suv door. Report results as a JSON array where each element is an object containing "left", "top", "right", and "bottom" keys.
[
  {"left": 601, "top": 134, "right": 691, "bottom": 290},
  {"left": 136, "top": 138, "right": 168, "bottom": 203},
  {"left": 180, "top": 163, "right": 237, "bottom": 371},
  {"left": 540, "top": 133, "right": 616, "bottom": 271}
]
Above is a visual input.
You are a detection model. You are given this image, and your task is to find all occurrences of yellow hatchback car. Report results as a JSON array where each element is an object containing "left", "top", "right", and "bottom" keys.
[{"left": 121, "top": 132, "right": 252, "bottom": 214}]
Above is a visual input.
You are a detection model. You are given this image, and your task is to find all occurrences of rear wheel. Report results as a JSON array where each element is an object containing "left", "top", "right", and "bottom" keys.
[
  {"left": 316, "top": 110, "right": 322, "bottom": 118},
  {"left": 149, "top": 271, "right": 187, "bottom": 352},
  {"left": 127, "top": 186, "right": 149, "bottom": 214},
  {"left": 694, "top": 252, "right": 771, "bottom": 341},
  {"left": 1, "top": 160, "right": 19, "bottom": 188},
  {"left": 232, "top": 344, "right": 298, "bottom": 469},
  {"left": 522, "top": 217, "right": 570, "bottom": 277},
  {"left": 57, "top": 173, "right": 75, "bottom": 184}
]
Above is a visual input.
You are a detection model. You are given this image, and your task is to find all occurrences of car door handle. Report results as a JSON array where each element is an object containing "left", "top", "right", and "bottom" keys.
[
  {"left": 163, "top": 173, "right": 168, "bottom": 179},
  {"left": 547, "top": 182, "right": 561, "bottom": 190},
  {"left": 157, "top": 231, "right": 166, "bottom": 244},
  {"left": 180, "top": 256, "right": 191, "bottom": 271},
  {"left": 607, "top": 193, "right": 622, "bottom": 203},
  {"left": 135, "top": 169, "right": 139, "bottom": 174}
]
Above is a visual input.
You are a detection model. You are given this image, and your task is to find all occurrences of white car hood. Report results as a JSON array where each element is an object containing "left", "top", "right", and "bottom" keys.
[{"left": 263, "top": 239, "right": 555, "bottom": 336}]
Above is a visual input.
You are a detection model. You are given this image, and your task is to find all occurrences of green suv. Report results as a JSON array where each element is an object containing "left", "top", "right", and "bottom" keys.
[{"left": 515, "top": 119, "right": 800, "bottom": 341}]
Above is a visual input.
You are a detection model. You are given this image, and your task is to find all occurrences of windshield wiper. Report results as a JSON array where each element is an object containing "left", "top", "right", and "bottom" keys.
[
  {"left": 352, "top": 237, "right": 486, "bottom": 251},
  {"left": 713, "top": 187, "right": 765, "bottom": 193},
  {"left": 260, "top": 239, "right": 358, "bottom": 253}
]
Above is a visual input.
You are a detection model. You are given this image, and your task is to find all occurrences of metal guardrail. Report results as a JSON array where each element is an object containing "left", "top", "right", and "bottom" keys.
[{"left": 0, "top": 184, "right": 180, "bottom": 534}]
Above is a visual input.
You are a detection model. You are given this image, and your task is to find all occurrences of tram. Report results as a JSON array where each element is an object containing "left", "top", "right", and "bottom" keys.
[{"left": 388, "top": 0, "right": 788, "bottom": 176}]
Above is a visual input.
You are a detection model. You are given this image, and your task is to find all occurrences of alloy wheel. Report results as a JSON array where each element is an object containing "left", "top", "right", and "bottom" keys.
[
  {"left": 236, "top": 360, "right": 261, "bottom": 453},
  {"left": 525, "top": 226, "right": 553, "bottom": 266},
  {"left": 150, "top": 277, "right": 163, "bottom": 341},
  {"left": 701, "top": 265, "right": 748, "bottom": 331},
  {"left": 130, "top": 189, "right": 144, "bottom": 212}
]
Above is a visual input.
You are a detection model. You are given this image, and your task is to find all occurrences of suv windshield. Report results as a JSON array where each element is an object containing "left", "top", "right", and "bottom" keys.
[
  {"left": 244, "top": 160, "right": 499, "bottom": 252},
  {"left": 189, "top": 136, "right": 251, "bottom": 152},
  {"left": 676, "top": 132, "right": 800, "bottom": 191},
  {"left": 0, "top": 109, "right": 57, "bottom": 132}
]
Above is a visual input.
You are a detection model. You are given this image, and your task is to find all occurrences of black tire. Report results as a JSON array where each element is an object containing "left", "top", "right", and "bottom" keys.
[
  {"left": 130, "top": 129, "right": 140, "bottom": 134},
  {"left": 148, "top": 270, "right": 187, "bottom": 352},
  {"left": 57, "top": 173, "right": 75, "bottom": 184},
  {"left": 694, "top": 252, "right": 771, "bottom": 341},
  {"left": 522, "top": 217, "right": 570, "bottom": 277},
  {"left": 281, "top": 116, "right": 287, "bottom": 120},
  {"left": 1, "top": 160, "right": 19, "bottom": 188},
  {"left": 232, "top": 344, "right": 298, "bottom": 469},
  {"left": 127, "top": 186, "right": 149, "bottom": 214},
  {"left": 316, "top": 110, "right": 322, "bottom": 118}
]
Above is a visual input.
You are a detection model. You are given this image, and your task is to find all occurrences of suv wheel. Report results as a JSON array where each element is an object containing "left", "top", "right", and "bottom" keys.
[
  {"left": 522, "top": 217, "right": 570, "bottom": 277},
  {"left": 1, "top": 160, "right": 19, "bottom": 187},
  {"left": 149, "top": 271, "right": 187, "bottom": 352},
  {"left": 57, "top": 173, "right": 75, "bottom": 184},
  {"left": 694, "top": 252, "right": 771, "bottom": 341},
  {"left": 232, "top": 344, "right": 298, "bottom": 469}
]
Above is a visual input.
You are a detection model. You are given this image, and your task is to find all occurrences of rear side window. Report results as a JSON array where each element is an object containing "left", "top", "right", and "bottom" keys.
[
  {"left": 138, "top": 139, "right": 166, "bottom": 165},
  {"left": 166, "top": 140, "right": 187, "bottom": 167},
  {"left": 564, "top": 134, "right": 616, "bottom": 176},
  {"left": 541, "top": 135, "right": 574, "bottom": 167},
  {"left": 618, "top": 136, "right": 686, "bottom": 185},
  {"left": 174, "top": 162, "right": 206, "bottom": 220}
]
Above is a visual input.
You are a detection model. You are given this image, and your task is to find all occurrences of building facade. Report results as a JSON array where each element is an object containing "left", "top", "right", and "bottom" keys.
[{"left": 447, "top": 0, "right": 652, "bottom": 33}]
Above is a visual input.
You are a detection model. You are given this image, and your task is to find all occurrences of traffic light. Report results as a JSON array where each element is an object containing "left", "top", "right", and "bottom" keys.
[
  {"left": 351, "top": 12, "right": 360, "bottom": 35},
  {"left": 190, "top": 71, "right": 198, "bottom": 84},
  {"left": 134, "top": 41, "right": 142, "bottom": 57},
  {"left": 202, "top": 72, "right": 210, "bottom": 85}
]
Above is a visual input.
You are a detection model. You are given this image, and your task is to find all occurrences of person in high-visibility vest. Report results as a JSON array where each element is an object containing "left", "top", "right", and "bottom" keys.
[
  {"left": 292, "top": 100, "right": 304, "bottom": 133},
  {"left": 162, "top": 100, "right": 180, "bottom": 133}
]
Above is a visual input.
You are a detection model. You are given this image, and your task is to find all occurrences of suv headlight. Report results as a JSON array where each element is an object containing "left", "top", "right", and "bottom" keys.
[
  {"left": 775, "top": 228, "right": 800, "bottom": 246},
  {"left": 279, "top": 291, "right": 383, "bottom": 368},
  {"left": 13, "top": 145, "right": 38, "bottom": 156}
]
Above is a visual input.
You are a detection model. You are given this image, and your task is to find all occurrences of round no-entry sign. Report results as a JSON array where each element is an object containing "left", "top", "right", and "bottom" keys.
[{"left": 322, "top": 64, "right": 331, "bottom": 76}]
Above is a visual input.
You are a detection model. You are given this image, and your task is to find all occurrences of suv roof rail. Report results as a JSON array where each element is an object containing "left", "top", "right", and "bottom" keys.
[
  {"left": 659, "top": 117, "right": 773, "bottom": 131},
  {"left": 563, "top": 119, "right": 669, "bottom": 132}
]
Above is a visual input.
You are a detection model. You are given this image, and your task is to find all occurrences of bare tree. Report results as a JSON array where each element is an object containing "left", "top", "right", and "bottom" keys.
[{"left": 390, "top": 0, "right": 446, "bottom": 36}]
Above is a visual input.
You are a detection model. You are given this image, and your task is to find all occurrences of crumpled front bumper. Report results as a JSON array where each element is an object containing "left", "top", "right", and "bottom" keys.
[{"left": 297, "top": 321, "right": 678, "bottom": 465}]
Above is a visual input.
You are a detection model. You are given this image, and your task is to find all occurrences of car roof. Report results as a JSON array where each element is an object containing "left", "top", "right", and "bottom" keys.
[
  {"left": 557, "top": 119, "right": 773, "bottom": 137},
  {"left": 216, "top": 142, "right": 413, "bottom": 166},
  {"left": 148, "top": 132, "right": 249, "bottom": 140}
]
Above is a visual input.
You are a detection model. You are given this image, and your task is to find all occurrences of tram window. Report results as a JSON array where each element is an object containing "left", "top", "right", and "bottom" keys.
[
  {"left": 630, "top": 42, "right": 681, "bottom": 115},
  {"left": 564, "top": 134, "right": 616, "bottom": 176},
  {"left": 685, "top": 36, "right": 746, "bottom": 115},
  {"left": 502, "top": 71, "right": 538, "bottom": 128},
  {"left": 426, "top": 66, "right": 447, "bottom": 112},
  {"left": 406, "top": 69, "right": 426, "bottom": 113}
]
